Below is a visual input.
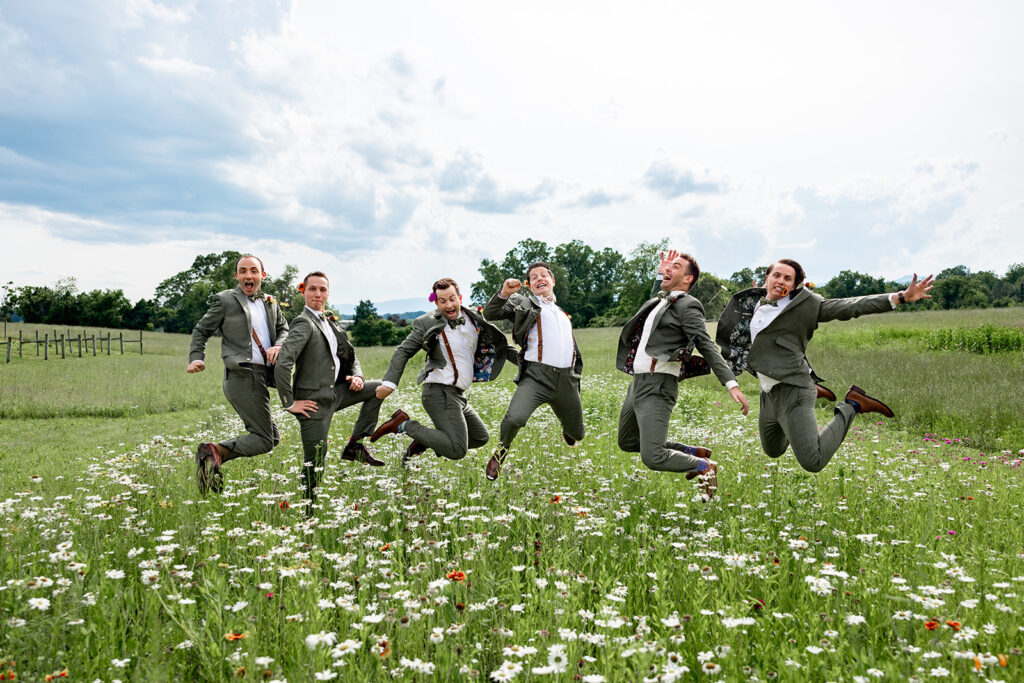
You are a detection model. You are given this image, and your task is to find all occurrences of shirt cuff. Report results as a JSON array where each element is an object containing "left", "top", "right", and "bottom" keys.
[
  {"left": 889, "top": 293, "right": 899, "bottom": 309},
  {"left": 381, "top": 380, "right": 397, "bottom": 390},
  {"left": 497, "top": 292, "right": 509, "bottom": 300},
  {"left": 725, "top": 380, "right": 739, "bottom": 390}
]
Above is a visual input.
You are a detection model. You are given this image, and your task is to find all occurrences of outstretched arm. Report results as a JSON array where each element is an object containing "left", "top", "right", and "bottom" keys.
[
  {"left": 890, "top": 273, "right": 934, "bottom": 306},
  {"left": 377, "top": 320, "right": 427, "bottom": 398}
]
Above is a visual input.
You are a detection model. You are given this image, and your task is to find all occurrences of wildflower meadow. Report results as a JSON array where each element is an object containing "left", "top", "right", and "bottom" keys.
[{"left": 1, "top": 312, "right": 1022, "bottom": 682}]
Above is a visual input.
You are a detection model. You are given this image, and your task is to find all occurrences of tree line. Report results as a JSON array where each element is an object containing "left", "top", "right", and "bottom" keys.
[{"left": 3, "top": 246, "right": 1022, "bottom": 342}]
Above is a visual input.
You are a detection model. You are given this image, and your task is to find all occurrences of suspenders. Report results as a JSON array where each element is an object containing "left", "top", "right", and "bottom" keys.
[{"left": 439, "top": 331, "right": 459, "bottom": 386}]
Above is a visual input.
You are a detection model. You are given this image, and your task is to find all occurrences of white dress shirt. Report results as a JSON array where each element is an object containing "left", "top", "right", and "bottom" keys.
[
  {"left": 425, "top": 318, "right": 477, "bottom": 391},
  {"left": 306, "top": 306, "right": 340, "bottom": 381},
  {"left": 247, "top": 298, "right": 272, "bottom": 365},
  {"left": 523, "top": 297, "right": 574, "bottom": 368}
]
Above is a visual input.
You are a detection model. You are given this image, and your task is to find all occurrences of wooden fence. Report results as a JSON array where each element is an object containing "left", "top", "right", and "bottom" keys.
[{"left": 1, "top": 328, "right": 143, "bottom": 363}]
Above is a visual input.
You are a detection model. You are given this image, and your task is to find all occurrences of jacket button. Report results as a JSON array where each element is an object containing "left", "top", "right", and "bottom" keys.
[{"left": 329, "top": 384, "right": 334, "bottom": 389}]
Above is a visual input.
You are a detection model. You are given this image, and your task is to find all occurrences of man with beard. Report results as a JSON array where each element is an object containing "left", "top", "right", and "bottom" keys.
[{"left": 370, "top": 277, "right": 512, "bottom": 465}]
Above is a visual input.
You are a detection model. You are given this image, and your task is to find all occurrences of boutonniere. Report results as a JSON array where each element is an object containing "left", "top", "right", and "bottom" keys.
[
  {"left": 265, "top": 295, "right": 274, "bottom": 305},
  {"left": 327, "top": 314, "right": 339, "bottom": 323}
]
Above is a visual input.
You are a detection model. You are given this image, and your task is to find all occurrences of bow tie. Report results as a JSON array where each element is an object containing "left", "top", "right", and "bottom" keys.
[
  {"left": 447, "top": 316, "right": 466, "bottom": 329},
  {"left": 758, "top": 297, "right": 779, "bottom": 307},
  {"left": 317, "top": 312, "right": 327, "bottom": 322},
  {"left": 246, "top": 292, "right": 266, "bottom": 302},
  {"left": 539, "top": 295, "right": 556, "bottom": 304}
]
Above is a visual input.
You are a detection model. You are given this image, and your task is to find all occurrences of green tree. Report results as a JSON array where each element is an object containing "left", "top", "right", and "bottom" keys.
[
  {"left": 612, "top": 239, "right": 669, "bottom": 318},
  {"left": 154, "top": 251, "right": 242, "bottom": 333},
  {"left": 819, "top": 270, "right": 891, "bottom": 299},
  {"left": 689, "top": 272, "right": 733, "bottom": 319},
  {"left": 471, "top": 238, "right": 552, "bottom": 304}
]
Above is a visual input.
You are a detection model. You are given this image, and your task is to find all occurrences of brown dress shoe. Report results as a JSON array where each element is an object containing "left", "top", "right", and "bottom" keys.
[
  {"left": 844, "top": 385, "right": 895, "bottom": 418},
  {"left": 486, "top": 447, "right": 508, "bottom": 481},
  {"left": 697, "top": 461, "right": 719, "bottom": 500},
  {"left": 195, "top": 442, "right": 223, "bottom": 494},
  {"left": 562, "top": 432, "right": 576, "bottom": 447},
  {"left": 401, "top": 440, "right": 428, "bottom": 467},
  {"left": 371, "top": 409, "right": 410, "bottom": 442},
  {"left": 343, "top": 441, "right": 385, "bottom": 466},
  {"left": 681, "top": 445, "right": 712, "bottom": 480},
  {"left": 815, "top": 384, "right": 837, "bottom": 401}
]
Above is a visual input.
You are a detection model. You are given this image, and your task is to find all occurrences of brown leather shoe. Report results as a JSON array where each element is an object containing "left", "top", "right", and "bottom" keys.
[
  {"left": 486, "top": 447, "right": 508, "bottom": 481},
  {"left": 343, "top": 441, "right": 385, "bottom": 466},
  {"left": 195, "top": 442, "right": 223, "bottom": 495},
  {"left": 845, "top": 385, "right": 895, "bottom": 418},
  {"left": 371, "top": 409, "right": 410, "bottom": 442},
  {"left": 697, "top": 460, "right": 719, "bottom": 500},
  {"left": 562, "top": 431, "right": 576, "bottom": 447},
  {"left": 401, "top": 440, "right": 428, "bottom": 467},
  {"left": 680, "top": 445, "right": 712, "bottom": 480},
  {"left": 815, "top": 383, "right": 837, "bottom": 401}
]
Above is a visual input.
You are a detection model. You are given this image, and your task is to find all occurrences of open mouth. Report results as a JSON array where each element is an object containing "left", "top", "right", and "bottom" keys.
[{"left": 242, "top": 281, "right": 256, "bottom": 291}]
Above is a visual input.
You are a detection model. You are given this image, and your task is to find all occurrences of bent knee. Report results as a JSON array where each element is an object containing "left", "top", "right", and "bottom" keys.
[{"left": 640, "top": 449, "right": 669, "bottom": 471}]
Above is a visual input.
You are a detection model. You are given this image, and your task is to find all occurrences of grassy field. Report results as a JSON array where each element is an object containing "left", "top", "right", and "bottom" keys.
[{"left": 1, "top": 312, "right": 1022, "bottom": 681}]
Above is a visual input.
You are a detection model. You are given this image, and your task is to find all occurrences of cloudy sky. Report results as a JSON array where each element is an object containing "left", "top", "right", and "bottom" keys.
[{"left": 2, "top": 1, "right": 1022, "bottom": 304}]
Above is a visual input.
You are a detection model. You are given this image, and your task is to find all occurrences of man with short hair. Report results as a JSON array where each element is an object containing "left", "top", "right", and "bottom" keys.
[
  {"left": 188, "top": 254, "right": 288, "bottom": 493},
  {"left": 716, "top": 259, "right": 933, "bottom": 473},
  {"left": 370, "top": 277, "right": 511, "bottom": 465},
  {"left": 482, "top": 261, "right": 584, "bottom": 480},
  {"left": 274, "top": 271, "right": 386, "bottom": 502},
  {"left": 617, "top": 250, "right": 750, "bottom": 499}
]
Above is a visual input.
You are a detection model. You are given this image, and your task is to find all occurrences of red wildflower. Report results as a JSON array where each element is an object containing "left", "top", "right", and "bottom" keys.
[
  {"left": 279, "top": 500, "right": 290, "bottom": 510},
  {"left": 945, "top": 620, "right": 961, "bottom": 631},
  {"left": 447, "top": 570, "right": 466, "bottom": 582},
  {"left": 924, "top": 621, "right": 939, "bottom": 630},
  {"left": 225, "top": 631, "right": 248, "bottom": 641},
  {"left": 549, "top": 496, "right": 561, "bottom": 504}
]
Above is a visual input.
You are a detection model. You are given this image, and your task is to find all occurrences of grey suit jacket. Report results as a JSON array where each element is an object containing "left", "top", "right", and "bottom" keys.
[
  {"left": 275, "top": 308, "right": 362, "bottom": 408},
  {"left": 483, "top": 290, "right": 583, "bottom": 381},
  {"left": 189, "top": 287, "right": 288, "bottom": 374},
  {"left": 716, "top": 286, "right": 892, "bottom": 388},
  {"left": 616, "top": 289, "right": 737, "bottom": 386},
  {"left": 382, "top": 307, "right": 511, "bottom": 387}
]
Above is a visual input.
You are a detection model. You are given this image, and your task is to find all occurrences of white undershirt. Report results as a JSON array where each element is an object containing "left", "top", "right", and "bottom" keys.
[
  {"left": 424, "top": 318, "right": 477, "bottom": 392},
  {"left": 306, "top": 306, "right": 340, "bottom": 381},
  {"left": 248, "top": 298, "right": 272, "bottom": 365},
  {"left": 750, "top": 294, "right": 792, "bottom": 392},
  {"left": 524, "top": 298, "right": 574, "bottom": 368},
  {"left": 633, "top": 292, "right": 685, "bottom": 377}
]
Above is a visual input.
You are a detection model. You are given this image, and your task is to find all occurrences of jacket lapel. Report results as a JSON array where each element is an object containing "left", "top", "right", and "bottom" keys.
[
  {"left": 305, "top": 308, "right": 332, "bottom": 344},
  {"left": 233, "top": 288, "right": 253, "bottom": 331},
  {"left": 649, "top": 293, "right": 676, "bottom": 330},
  {"left": 763, "top": 287, "right": 809, "bottom": 333}
]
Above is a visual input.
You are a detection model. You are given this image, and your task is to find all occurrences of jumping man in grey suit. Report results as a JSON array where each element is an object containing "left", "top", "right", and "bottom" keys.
[
  {"left": 482, "top": 261, "right": 585, "bottom": 480},
  {"left": 274, "top": 271, "right": 386, "bottom": 503},
  {"left": 188, "top": 254, "right": 289, "bottom": 493},
  {"left": 371, "top": 277, "right": 512, "bottom": 465},
  {"left": 716, "top": 258, "right": 933, "bottom": 473},
  {"left": 616, "top": 251, "right": 749, "bottom": 499}
]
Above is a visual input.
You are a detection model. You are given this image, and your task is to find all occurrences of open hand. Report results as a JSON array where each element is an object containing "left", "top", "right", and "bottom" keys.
[
  {"left": 902, "top": 273, "right": 934, "bottom": 303},
  {"left": 658, "top": 249, "right": 680, "bottom": 277},
  {"left": 729, "top": 386, "right": 749, "bottom": 416},
  {"left": 287, "top": 400, "right": 318, "bottom": 418}
]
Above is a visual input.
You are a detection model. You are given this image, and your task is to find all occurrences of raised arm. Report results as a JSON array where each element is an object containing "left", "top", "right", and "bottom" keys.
[
  {"left": 482, "top": 278, "right": 523, "bottom": 321},
  {"left": 376, "top": 319, "right": 428, "bottom": 397}
]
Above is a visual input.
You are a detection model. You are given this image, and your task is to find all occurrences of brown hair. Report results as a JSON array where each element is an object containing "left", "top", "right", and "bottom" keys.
[
  {"left": 525, "top": 261, "right": 553, "bottom": 282},
  {"left": 432, "top": 277, "right": 460, "bottom": 295},
  {"left": 302, "top": 271, "right": 329, "bottom": 286},
  {"left": 235, "top": 254, "right": 265, "bottom": 273},
  {"left": 678, "top": 253, "right": 700, "bottom": 288},
  {"left": 767, "top": 259, "right": 806, "bottom": 288}
]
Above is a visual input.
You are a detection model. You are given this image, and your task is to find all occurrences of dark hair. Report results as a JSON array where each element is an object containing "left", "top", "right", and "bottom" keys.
[
  {"left": 235, "top": 254, "right": 265, "bottom": 273},
  {"left": 678, "top": 253, "right": 700, "bottom": 288},
  {"left": 303, "top": 271, "right": 329, "bottom": 287},
  {"left": 525, "top": 261, "right": 553, "bottom": 282},
  {"left": 767, "top": 259, "right": 806, "bottom": 288},
  {"left": 432, "top": 277, "right": 460, "bottom": 295}
]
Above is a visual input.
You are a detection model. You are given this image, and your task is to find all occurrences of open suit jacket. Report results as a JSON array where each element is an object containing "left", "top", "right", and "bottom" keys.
[
  {"left": 716, "top": 286, "right": 893, "bottom": 389},
  {"left": 483, "top": 290, "right": 583, "bottom": 383},
  {"left": 616, "top": 288, "right": 736, "bottom": 386},
  {"left": 275, "top": 308, "right": 361, "bottom": 408},
  {"left": 382, "top": 306, "right": 513, "bottom": 387},
  {"left": 189, "top": 287, "right": 289, "bottom": 380}
]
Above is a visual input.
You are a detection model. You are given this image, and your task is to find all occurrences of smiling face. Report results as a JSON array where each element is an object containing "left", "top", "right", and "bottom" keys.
[
  {"left": 661, "top": 257, "right": 695, "bottom": 292},
  {"left": 235, "top": 256, "right": 264, "bottom": 296},
  {"left": 527, "top": 266, "right": 555, "bottom": 297},
  {"left": 764, "top": 263, "right": 796, "bottom": 300},
  {"left": 434, "top": 285, "right": 463, "bottom": 320},
  {"left": 303, "top": 275, "right": 329, "bottom": 312}
]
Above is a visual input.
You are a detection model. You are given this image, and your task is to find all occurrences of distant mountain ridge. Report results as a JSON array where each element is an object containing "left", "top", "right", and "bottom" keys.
[{"left": 336, "top": 297, "right": 427, "bottom": 318}]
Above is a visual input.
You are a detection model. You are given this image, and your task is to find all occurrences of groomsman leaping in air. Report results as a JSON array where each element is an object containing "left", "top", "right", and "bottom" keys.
[
  {"left": 371, "top": 277, "right": 512, "bottom": 465},
  {"left": 482, "top": 261, "right": 585, "bottom": 480},
  {"left": 716, "top": 258, "right": 933, "bottom": 473}
]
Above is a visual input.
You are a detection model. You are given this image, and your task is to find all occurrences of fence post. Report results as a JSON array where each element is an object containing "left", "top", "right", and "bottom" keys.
[
  {"left": 60, "top": 334, "right": 66, "bottom": 359},
  {"left": 92, "top": 334, "right": 97, "bottom": 356},
  {"left": 44, "top": 333, "right": 48, "bottom": 360},
  {"left": 106, "top": 333, "right": 111, "bottom": 356},
  {"left": 139, "top": 329, "right": 144, "bottom": 355},
  {"left": 19, "top": 330, "right": 22, "bottom": 357},
  {"left": 78, "top": 335, "right": 82, "bottom": 358},
  {"left": 5, "top": 337, "right": 10, "bottom": 363},
  {"left": 35, "top": 330, "right": 39, "bottom": 356},
  {"left": 119, "top": 332, "right": 124, "bottom": 354}
]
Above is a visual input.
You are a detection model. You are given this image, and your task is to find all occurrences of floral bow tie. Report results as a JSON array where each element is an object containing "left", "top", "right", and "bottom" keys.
[
  {"left": 758, "top": 297, "right": 779, "bottom": 307},
  {"left": 447, "top": 316, "right": 466, "bottom": 329},
  {"left": 539, "top": 294, "right": 556, "bottom": 304},
  {"left": 246, "top": 291, "right": 266, "bottom": 302}
]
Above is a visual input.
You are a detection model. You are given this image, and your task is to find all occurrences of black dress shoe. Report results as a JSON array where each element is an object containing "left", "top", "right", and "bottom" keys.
[
  {"left": 402, "top": 440, "right": 428, "bottom": 468},
  {"left": 342, "top": 441, "right": 385, "bottom": 466}
]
